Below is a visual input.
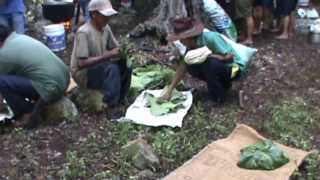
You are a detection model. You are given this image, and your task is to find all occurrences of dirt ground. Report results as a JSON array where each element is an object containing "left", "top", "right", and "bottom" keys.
[{"left": 0, "top": 12, "right": 320, "bottom": 180}]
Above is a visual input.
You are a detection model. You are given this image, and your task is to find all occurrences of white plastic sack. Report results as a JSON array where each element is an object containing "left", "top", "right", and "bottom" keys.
[
  {"left": 173, "top": 40, "right": 187, "bottom": 56},
  {"left": 297, "top": 8, "right": 319, "bottom": 19},
  {"left": 203, "top": 0, "right": 232, "bottom": 30},
  {"left": 184, "top": 46, "right": 212, "bottom": 65},
  {"left": 309, "top": 18, "right": 320, "bottom": 33},
  {"left": 124, "top": 90, "right": 193, "bottom": 128}
]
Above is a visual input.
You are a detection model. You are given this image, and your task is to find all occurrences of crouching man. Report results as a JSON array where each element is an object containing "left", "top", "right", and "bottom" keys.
[
  {"left": 0, "top": 24, "right": 70, "bottom": 127},
  {"left": 71, "top": 0, "right": 131, "bottom": 107},
  {"left": 161, "top": 18, "right": 253, "bottom": 103}
]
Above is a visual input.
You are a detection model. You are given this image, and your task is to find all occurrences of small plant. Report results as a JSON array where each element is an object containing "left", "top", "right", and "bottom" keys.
[
  {"left": 114, "top": 123, "right": 139, "bottom": 146},
  {"left": 304, "top": 152, "right": 320, "bottom": 180},
  {"left": 13, "top": 127, "right": 28, "bottom": 142},
  {"left": 152, "top": 128, "right": 178, "bottom": 160},
  {"left": 264, "top": 98, "right": 316, "bottom": 150},
  {"left": 91, "top": 170, "right": 118, "bottom": 180},
  {"left": 264, "top": 98, "right": 320, "bottom": 180},
  {"left": 61, "top": 151, "right": 87, "bottom": 180}
]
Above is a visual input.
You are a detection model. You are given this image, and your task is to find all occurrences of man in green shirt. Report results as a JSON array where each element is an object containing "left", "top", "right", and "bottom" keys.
[
  {"left": 161, "top": 18, "right": 245, "bottom": 103},
  {"left": 0, "top": 24, "right": 69, "bottom": 126}
]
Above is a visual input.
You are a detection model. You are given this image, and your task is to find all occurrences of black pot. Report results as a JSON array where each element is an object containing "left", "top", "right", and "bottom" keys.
[{"left": 42, "top": 2, "right": 75, "bottom": 23}]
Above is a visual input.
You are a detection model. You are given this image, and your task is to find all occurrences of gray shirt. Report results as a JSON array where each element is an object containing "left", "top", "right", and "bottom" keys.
[{"left": 70, "top": 23, "right": 119, "bottom": 87}]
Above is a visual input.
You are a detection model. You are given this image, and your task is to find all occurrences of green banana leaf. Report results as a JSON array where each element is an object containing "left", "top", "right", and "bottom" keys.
[
  {"left": 146, "top": 90, "right": 186, "bottom": 116},
  {"left": 238, "top": 140, "right": 290, "bottom": 170},
  {"left": 130, "top": 65, "right": 176, "bottom": 96}
]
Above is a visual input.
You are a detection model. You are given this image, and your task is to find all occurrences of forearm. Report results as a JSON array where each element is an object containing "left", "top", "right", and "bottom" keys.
[
  {"left": 78, "top": 48, "right": 120, "bottom": 69},
  {"left": 167, "top": 63, "right": 187, "bottom": 94}
]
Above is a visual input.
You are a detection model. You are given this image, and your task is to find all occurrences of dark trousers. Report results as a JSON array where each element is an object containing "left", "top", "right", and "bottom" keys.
[
  {"left": 0, "top": 75, "right": 40, "bottom": 118},
  {"left": 187, "top": 57, "right": 232, "bottom": 103},
  {"left": 87, "top": 62, "right": 132, "bottom": 106}
]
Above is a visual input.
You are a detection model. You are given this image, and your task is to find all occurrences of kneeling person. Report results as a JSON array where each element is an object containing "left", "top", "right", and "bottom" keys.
[
  {"left": 161, "top": 18, "right": 250, "bottom": 103},
  {"left": 71, "top": 0, "right": 131, "bottom": 107},
  {"left": 0, "top": 25, "right": 70, "bottom": 125}
]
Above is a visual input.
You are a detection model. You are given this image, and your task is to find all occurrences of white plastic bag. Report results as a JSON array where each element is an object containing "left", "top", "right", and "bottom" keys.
[{"left": 184, "top": 46, "right": 212, "bottom": 65}]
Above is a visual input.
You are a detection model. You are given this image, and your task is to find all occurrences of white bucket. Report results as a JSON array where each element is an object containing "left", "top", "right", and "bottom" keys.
[
  {"left": 43, "top": 24, "right": 66, "bottom": 52},
  {"left": 298, "top": 0, "right": 310, "bottom": 7}
]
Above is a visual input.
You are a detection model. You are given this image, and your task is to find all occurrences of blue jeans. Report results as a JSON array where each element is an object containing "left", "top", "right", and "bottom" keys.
[
  {"left": 0, "top": 13, "right": 25, "bottom": 34},
  {"left": 0, "top": 75, "right": 40, "bottom": 118},
  {"left": 87, "top": 62, "right": 132, "bottom": 106},
  {"left": 79, "top": 0, "right": 90, "bottom": 21}
]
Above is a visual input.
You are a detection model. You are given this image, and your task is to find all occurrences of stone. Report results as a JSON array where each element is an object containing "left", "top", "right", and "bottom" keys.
[
  {"left": 73, "top": 89, "right": 105, "bottom": 113},
  {"left": 43, "top": 96, "right": 79, "bottom": 122},
  {"left": 137, "top": 170, "right": 154, "bottom": 180},
  {"left": 121, "top": 138, "right": 160, "bottom": 170}
]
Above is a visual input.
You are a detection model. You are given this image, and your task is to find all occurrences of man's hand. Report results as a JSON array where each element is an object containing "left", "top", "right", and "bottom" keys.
[
  {"left": 103, "top": 48, "right": 120, "bottom": 60},
  {"left": 158, "top": 90, "right": 173, "bottom": 102}
]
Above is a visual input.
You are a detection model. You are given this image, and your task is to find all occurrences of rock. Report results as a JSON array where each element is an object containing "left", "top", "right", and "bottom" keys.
[
  {"left": 137, "top": 170, "right": 154, "bottom": 180},
  {"left": 43, "top": 96, "right": 79, "bottom": 122},
  {"left": 121, "top": 138, "right": 160, "bottom": 170},
  {"left": 73, "top": 89, "right": 105, "bottom": 113},
  {"left": 10, "top": 157, "right": 20, "bottom": 166}
]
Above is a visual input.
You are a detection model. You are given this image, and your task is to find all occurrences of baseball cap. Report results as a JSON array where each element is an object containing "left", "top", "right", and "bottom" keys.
[{"left": 88, "top": 0, "right": 118, "bottom": 17}]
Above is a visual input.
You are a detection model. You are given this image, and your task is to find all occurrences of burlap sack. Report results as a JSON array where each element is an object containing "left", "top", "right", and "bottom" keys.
[{"left": 165, "top": 124, "right": 312, "bottom": 180}]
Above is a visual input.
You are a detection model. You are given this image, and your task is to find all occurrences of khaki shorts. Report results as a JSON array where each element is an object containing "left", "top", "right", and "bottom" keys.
[{"left": 235, "top": 0, "right": 253, "bottom": 19}]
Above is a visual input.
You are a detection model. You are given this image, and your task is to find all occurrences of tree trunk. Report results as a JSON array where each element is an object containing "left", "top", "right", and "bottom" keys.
[{"left": 130, "top": 0, "right": 200, "bottom": 40}]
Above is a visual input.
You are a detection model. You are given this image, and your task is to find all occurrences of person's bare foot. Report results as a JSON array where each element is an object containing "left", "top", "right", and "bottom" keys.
[
  {"left": 240, "top": 39, "right": 254, "bottom": 45},
  {"left": 275, "top": 34, "right": 289, "bottom": 40}
]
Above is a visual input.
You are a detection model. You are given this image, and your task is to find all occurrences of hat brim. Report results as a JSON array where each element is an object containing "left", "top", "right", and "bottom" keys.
[
  {"left": 99, "top": 8, "right": 118, "bottom": 17},
  {"left": 167, "top": 22, "right": 204, "bottom": 42}
]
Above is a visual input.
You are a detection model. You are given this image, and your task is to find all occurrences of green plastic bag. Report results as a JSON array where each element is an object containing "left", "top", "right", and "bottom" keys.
[{"left": 238, "top": 140, "right": 290, "bottom": 170}]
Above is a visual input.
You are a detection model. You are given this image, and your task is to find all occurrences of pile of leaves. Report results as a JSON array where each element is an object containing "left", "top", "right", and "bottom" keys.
[
  {"left": 130, "top": 65, "right": 176, "bottom": 96},
  {"left": 146, "top": 90, "right": 186, "bottom": 116},
  {"left": 238, "top": 140, "right": 290, "bottom": 170}
]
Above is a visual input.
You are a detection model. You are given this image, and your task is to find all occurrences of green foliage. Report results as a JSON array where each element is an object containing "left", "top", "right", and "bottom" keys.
[
  {"left": 13, "top": 127, "right": 27, "bottom": 142},
  {"left": 238, "top": 140, "right": 289, "bottom": 170},
  {"left": 304, "top": 152, "right": 320, "bottom": 180},
  {"left": 130, "top": 65, "right": 176, "bottom": 96},
  {"left": 146, "top": 90, "right": 186, "bottom": 116},
  {"left": 119, "top": 38, "right": 135, "bottom": 68},
  {"left": 61, "top": 151, "right": 87, "bottom": 180},
  {"left": 92, "top": 171, "right": 119, "bottom": 180},
  {"left": 114, "top": 123, "right": 140, "bottom": 146},
  {"left": 264, "top": 98, "right": 316, "bottom": 150},
  {"left": 152, "top": 129, "right": 178, "bottom": 160},
  {"left": 292, "top": 152, "right": 320, "bottom": 180},
  {"left": 263, "top": 98, "right": 320, "bottom": 179}
]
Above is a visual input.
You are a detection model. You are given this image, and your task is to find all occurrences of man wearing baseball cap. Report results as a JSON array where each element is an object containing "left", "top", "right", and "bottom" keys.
[{"left": 71, "top": 0, "right": 131, "bottom": 107}]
